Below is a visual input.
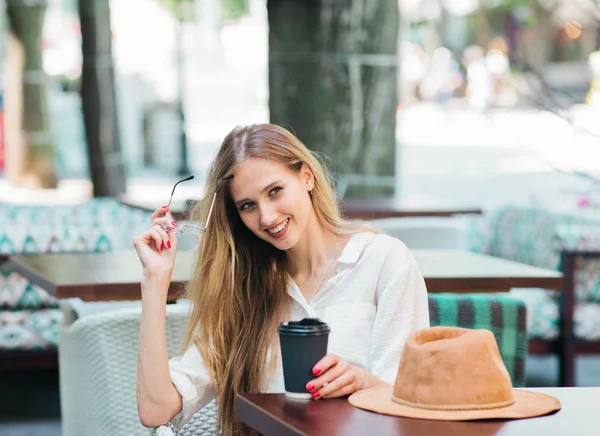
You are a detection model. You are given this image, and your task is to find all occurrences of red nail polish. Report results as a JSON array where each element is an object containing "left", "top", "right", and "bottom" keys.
[
  {"left": 172, "top": 221, "right": 178, "bottom": 227},
  {"left": 167, "top": 240, "right": 171, "bottom": 249},
  {"left": 312, "top": 391, "right": 320, "bottom": 399},
  {"left": 313, "top": 368, "right": 321, "bottom": 376},
  {"left": 306, "top": 383, "right": 314, "bottom": 392},
  {"left": 159, "top": 243, "right": 163, "bottom": 250},
  {"left": 162, "top": 205, "right": 168, "bottom": 209}
]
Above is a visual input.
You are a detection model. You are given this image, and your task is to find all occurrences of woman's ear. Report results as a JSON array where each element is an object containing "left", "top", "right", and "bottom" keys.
[{"left": 300, "top": 163, "right": 315, "bottom": 191}]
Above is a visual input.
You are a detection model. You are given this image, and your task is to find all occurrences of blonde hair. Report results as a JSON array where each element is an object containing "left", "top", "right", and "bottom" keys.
[{"left": 182, "top": 124, "right": 368, "bottom": 434}]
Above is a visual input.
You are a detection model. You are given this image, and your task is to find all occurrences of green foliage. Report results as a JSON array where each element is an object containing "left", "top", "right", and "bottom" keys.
[{"left": 156, "top": 0, "right": 195, "bottom": 21}]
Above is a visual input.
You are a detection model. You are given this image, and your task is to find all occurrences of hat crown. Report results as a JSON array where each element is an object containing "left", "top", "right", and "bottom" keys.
[{"left": 393, "top": 327, "right": 514, "bottom": 410}]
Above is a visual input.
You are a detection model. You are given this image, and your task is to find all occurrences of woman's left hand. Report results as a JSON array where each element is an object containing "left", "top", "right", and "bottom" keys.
[{"left": 305, "top": 354, "right": 386, "bottom": 399}]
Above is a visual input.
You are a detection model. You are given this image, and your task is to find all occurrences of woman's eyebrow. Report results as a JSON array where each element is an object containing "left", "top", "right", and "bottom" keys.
[{"left": 234, "top": 180, "right": 283, "bottom": 207}]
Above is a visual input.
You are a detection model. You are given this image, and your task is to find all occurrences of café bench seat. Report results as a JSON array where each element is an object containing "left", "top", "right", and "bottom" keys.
[
  {"left": 0, "top": 198, "right": 149, "bottom": 368},
  {"left": 370, "top": 206, "right": 600, "bottom": 386}
]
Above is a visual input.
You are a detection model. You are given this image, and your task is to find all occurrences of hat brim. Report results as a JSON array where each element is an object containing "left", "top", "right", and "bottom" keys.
[{"left": 348, "top": 386, "right": 561, "bottom": 421}]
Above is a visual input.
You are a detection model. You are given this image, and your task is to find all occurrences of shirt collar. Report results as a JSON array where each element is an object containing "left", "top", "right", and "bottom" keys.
[{"left": 337, "top": 232, "right": 374, "bottom": 265}]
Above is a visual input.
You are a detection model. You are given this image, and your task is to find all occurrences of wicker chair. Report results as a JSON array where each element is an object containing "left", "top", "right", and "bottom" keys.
[{"left": 58, "top": 301, "right": 217, "bottom": 436}]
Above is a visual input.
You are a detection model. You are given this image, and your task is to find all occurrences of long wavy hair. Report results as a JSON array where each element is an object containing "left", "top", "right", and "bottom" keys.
[{"left": 182, "top": 124, "right": 369, "bottom": 434}]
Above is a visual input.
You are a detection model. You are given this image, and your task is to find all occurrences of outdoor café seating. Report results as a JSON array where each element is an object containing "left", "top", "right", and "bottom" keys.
[
  {"left": 4, "top": 198, "right": 599, "bottom": 388},
  {"left": 0, "top": 199, "right": 149, "bottom": 368},
  {"left": 370, "top": 204, "right": 600, "bottom": 386},
  {"left": 471, "top": 205, "right": 600, "bottom": 386},
  {"left": 57, "top": 294, "right": 526, "bottom": 435}
]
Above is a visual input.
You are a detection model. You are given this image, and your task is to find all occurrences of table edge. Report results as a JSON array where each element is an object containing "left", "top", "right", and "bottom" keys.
[
  {"left": 236, "top": 394, "right": 307, "bottom": 436},
  {"left": 237, "top": 388, "right": 597, "bottom": 436}
]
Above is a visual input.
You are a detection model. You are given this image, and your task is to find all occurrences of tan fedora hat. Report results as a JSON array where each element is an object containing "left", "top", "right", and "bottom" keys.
[{"left": 349, "top": 326, "right": 561, "bottom": 420}]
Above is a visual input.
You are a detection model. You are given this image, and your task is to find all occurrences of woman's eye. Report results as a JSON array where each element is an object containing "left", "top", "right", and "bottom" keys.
[
  {"left": 240, "top": 202, "right": 255, "bottom": 211},
  {"left": 269, "top": 187, "right": 282, "bottom": 196}
]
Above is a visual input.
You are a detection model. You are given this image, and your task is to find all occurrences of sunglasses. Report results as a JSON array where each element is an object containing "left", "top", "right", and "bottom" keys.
[{"left": 161, "top": 174, "right": 233, "bottom": 235}]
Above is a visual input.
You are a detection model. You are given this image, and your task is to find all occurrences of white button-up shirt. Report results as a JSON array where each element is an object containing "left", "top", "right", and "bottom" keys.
[{"left": 168, "top": 232, "right": 430, "bottom": 428}]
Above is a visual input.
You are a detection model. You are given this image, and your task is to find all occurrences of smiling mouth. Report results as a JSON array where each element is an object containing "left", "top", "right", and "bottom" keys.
[{"left": 267, "top": 218, "right": 289, "bottom": 234}]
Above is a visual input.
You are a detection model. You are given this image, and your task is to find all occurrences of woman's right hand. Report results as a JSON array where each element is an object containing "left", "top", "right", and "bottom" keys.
[{"left": 133, "top": 206, "right": 179, "bottom": 277}]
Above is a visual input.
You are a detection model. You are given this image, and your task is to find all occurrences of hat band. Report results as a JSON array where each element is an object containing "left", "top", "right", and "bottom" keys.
[{"left": 391, "top": 395, "right": 516, "bottom": 411}]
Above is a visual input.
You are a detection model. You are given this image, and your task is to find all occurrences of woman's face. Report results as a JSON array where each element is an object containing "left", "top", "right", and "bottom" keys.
[{"left": 229, "top": 157, "right": 314, "bottom": 251}]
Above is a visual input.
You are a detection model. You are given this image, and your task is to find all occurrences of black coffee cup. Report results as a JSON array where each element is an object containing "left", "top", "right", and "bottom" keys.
[{"left": 278, "top": 318, "right": 330, "bottom": 399}]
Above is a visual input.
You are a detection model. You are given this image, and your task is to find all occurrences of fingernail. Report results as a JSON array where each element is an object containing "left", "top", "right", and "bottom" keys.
[
  {"left": 160, "top": 243, "right": 163, "bottom": 250},
  {"left": 172, "top": 221, "right": 178, "bottom": 227},
  {"left": 162, "top": 205, "right": 168, "bottom": 209},
  {"left": 167, "top": 240, "right": 171, "bottom": 249},
  {"left": 306, "top": 383, "right": 314, "bottom": 392},
  {"left": 313, "top": 368, "right": 321, "bottom": 376},
  {"left": 312, "top": 391, "right": 320, "bottom": 399}
]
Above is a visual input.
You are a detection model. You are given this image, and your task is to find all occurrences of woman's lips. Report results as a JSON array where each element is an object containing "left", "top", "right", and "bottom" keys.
[{"left": 266, "top": 218, "right": 289, "bottom": 238}]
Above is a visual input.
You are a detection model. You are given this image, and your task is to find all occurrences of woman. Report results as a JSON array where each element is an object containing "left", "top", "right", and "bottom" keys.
[{"left": 134, "top": 124, "right": 429, "bottom": 434}]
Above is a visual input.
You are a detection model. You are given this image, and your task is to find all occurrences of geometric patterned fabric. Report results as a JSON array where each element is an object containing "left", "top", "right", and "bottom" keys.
[
  {"left": 468, "top": 206, "right": 600, "bottom": 340},
  {"left": 0, "top": 199, "right": 150, "bottom": 349}
]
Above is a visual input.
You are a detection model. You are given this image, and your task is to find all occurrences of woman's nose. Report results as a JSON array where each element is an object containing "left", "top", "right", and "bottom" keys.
[{"left": 259, "top": 205, "right": 278, "bottom": 227}]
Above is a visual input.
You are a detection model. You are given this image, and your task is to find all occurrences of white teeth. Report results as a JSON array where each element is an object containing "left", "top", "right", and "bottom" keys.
[{"left": 268, "top": 219, "right": 288, "bottom": 234}]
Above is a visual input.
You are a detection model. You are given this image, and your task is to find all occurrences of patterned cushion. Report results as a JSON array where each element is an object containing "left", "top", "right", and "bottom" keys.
[
  {"left": 428, "top": 293, "right": 527, "bottom": 387},
  {"left": 575, "top": 301, "right": 600, "bottom": 340},
  {"left": 555, "top": 224, "right": 600, "bottom": 252},
  {"left": 509, "top": 288, "right": 600, "bottom": 341},
  {"left": 485, "top": 207, "right": 562, "bottom": 270},
  {"left": 0, "top": 263, "right": 57, "bottom": 309},
  {"left": 509, "top": 288, "right": 560, "bottom": 340},
  {"left": 0, "top": 199, "right": 151, "bottom": 350},
  {"left": 0, "top": 308, "right": 62, "bottom": 349},
  {"left": 484, "top": 206, "right": 600, "bottom": 270},
  {"left": 555, "top": 225, "right": 600, "bottom": 303},
  {"left": 477, "top": 206, "right": 600, "bottom": 344},
  {"left": 573, "top": 256, "right": 600, "bottom": 303},
  {"left": 0, "top": 226, "right": 120, "bottom": 255},
  {"left": 460, "top": 213, "right": 492, "bottom": 254},
  {"left": 0, "top": 198, "right": 149, "bottom": 254}
]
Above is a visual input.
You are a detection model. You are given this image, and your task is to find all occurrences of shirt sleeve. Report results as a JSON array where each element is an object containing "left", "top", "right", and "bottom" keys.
[
  {"left": 369, "top": 237, "right": 430, "bottom": 384},
  {"left": 168, "top": 344, "right": 216, "bottom": 429}
]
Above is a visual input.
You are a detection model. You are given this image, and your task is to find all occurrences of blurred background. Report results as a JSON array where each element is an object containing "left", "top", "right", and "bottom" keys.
[
  {"left": 2, "top": 1, "right": 600, "bottom": 434},
  {"left": 1, "top": 0, "right": 599, "bottom": 209}
]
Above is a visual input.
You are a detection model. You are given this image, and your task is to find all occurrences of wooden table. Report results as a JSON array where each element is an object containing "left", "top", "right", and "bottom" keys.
[
  {"left": 7, "top": 251, "right": 196, "bottom": 301},
  {"left": 339, "top": 198, "right": 482, "bottom": 220},
  {"left": 236, "top": 387, "right": 598, "bottom": 436},
  {"left": 8, "top": 250, "right": 563, "bottom": 301},
  {"left": 415, "top": 250, "right": 563, "bottom": 292}
]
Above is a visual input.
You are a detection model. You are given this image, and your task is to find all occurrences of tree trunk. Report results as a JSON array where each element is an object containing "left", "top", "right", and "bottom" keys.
[
  {"left": 474, "top": 5, "right": 493, "bottom": 50},
  {"left": 78, "top": 0, "right": 125, "bottom": 197},
  {"left": 5, "top": 0, "right": 56, "bottom": 188},
  {"left": 528, "top": 2, "right": 552, "bottom": 71},
  {"left": 267, "top": 0, "right": 398, "bottom": 198}
]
